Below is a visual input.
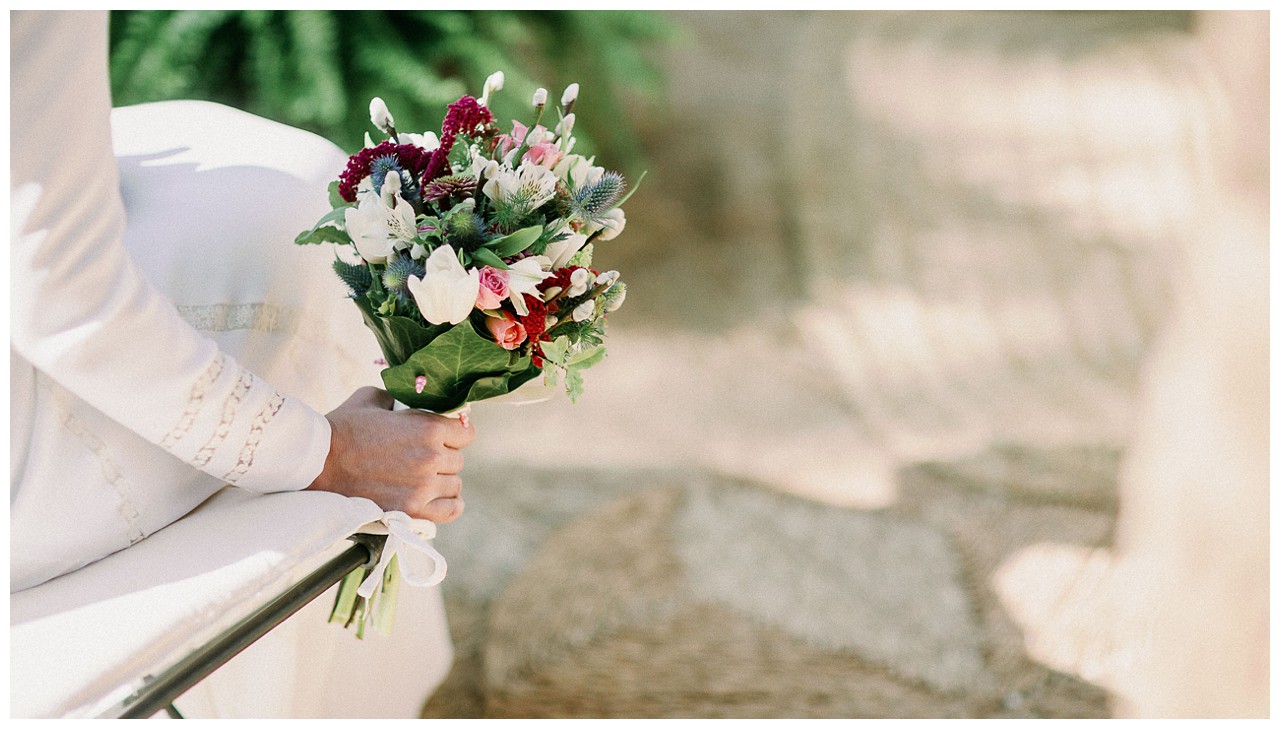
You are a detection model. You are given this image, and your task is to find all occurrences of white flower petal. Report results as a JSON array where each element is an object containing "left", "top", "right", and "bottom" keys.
[{"left": 407, "top": 245, "right": 481, "bottom": 325}]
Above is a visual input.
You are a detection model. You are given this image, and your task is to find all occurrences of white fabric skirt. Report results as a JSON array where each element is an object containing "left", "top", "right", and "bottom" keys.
[{"left": 10, "top": 100, "right": 452, "bottom": 717}]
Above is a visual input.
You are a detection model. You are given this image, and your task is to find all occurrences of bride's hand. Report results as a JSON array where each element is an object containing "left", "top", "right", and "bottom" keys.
[{"left": 306, "top": 386, "right": 476, "bottom": 522}]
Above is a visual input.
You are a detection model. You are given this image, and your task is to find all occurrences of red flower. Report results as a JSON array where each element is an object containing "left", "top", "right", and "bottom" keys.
[
  {"left": 422, "top": 96, "right": 496, "bottom": 184},
  {"left": 518, "top": 294, "right": 548, "bottom": 340},
  {"left": 337, "top": 141, "right": 432, "bottom": 202}
]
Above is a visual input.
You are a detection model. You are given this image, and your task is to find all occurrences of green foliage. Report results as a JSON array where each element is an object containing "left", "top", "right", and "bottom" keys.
[
  {"left": 109, "top": 10, "right": 673, "bottom": 163},
  {"left": 381, "top": 319, "right": 538, "bottom": 412}
]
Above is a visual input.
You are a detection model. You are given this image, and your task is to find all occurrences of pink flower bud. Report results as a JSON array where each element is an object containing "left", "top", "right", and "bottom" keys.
[{"left": 415, "top": 375, "right": 427, "bottom": 394}]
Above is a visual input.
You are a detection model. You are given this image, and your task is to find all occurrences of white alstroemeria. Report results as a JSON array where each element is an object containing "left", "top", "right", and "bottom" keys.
[
  {"left": 479, "top": 71, "right": 504, "bottom": 106},
  {"left": 566, "top": 267, "right": 593, "bottom": 297},
  {"left": 410, "top": 242, "right": 427, "bottom": 260},
  {"left": 543, "top": 230, "right": 589, "bottom": 270},
  {"left": 483, "top": 161, "right": 558, "bottom": 209},
  {"left": 532, "top": 88, "right": 548, "bottom": 107},
  {"left": 555, "top": 113, "right": 575, "bottom": 137},
  {"left": 504, "top": 255, "right": 552, "bottom": 316},
  {"left": 571, "top": 299, "right": 596, "bottom": 323},
  {"left": 370, "top": 97, "right": 395, "bottom": 133},
  {"left": 397, "top": 130, "right": 441, "bottom": 152},
  {"left": 406, "top": 245, "right": 480, "bottom": 325},
  {"left": 344, "top": 180, "right": 417, "bottom": 264},
  {"left": 561, "top": 83, "right": 579, "bottom": 107}
]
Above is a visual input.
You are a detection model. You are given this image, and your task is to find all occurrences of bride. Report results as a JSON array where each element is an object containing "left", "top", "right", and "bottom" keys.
[{"left": 11, "top": 10, "right": 470, "bottom": 717}]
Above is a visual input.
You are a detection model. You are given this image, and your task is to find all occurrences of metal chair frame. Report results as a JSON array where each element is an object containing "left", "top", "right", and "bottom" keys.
[{"left": 98, "top": 533, "right": 388, "bottom": 719}]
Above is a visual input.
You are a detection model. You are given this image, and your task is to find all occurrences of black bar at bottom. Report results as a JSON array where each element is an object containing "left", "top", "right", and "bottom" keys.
[{"left": 109, "top": 533, "right": 386, "bottom": 719}]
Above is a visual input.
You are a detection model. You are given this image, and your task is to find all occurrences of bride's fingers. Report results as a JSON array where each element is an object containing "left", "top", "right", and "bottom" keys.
[
  {"left": 434, "top": 449, "right": 464, "bottom": 475},
  {"left": 418, "top": 496, "right": 464, "bottom": 524}
]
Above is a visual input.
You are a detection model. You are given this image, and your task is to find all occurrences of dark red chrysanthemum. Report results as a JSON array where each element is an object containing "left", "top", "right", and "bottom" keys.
[{"left": 337, "top": 141, "right": 433, "bottom": 202}]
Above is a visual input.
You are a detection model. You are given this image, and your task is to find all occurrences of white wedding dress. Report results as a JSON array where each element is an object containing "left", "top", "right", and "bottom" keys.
[{"left": 12, "top": 11, "right": 452, "bottom": 718}]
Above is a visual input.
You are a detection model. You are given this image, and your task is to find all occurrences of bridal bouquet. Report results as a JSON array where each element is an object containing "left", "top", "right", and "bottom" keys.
[
  {"left": 296, "top": 73, "right": 635, "bottom": 636},
  {"left": 297, "top": 72, "right": 633, "bottom": 415}
]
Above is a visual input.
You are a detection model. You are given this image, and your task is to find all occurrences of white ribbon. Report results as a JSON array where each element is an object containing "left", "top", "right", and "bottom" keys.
[{"left": 356, "top": 511, "right": 448, "bottom": 599}]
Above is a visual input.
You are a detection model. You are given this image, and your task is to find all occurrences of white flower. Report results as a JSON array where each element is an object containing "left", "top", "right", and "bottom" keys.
[
  {"left": 397, "top": 131, "right": 440, "bottom": 152},
  {"left": 561, "top": 83, "right": 579, "bottom": 107},
  {"left": 594, "top": 270, "right": 620, "bottom": 288},
  {"left": 571, "top": 299, "right": 595, "bottom": 323},
  {"left": 525, "top": 126, "right": 547, "bottom": 147},
  {"left": 406, "top": 245, "right": 481, "bottom": 325},
  {"left": 532, "top": 88, "right": 548, "bottom": 107},
  {"left": 598, "top": 208, "right": 627, "bottom": 241},
  {"left": 344, "top": 182, "right": 417, "bottom": 264},
  {"left": 604, "top": 285, "right": 626, "bottom": 312},
  {"left": 567, "top": 267, "right": 593, "bottom": 297},
  {"left": 543, "top": 230, "right": 589, "bottom": 270},
  {"left": 556, "top": 113, "right": 575, "bottom": 137},
  {"left": 504, "top": 256, "right": 552, "bottom": 316},
  {"left": 551, "top": 154, "right": 604, "bottom": 188},
  {"left": 410, "top": 242, "right": 427, "bottom": 260},
  {"left": 370, "top": 97, "right": 395, "bottom": 133},
  {"left": 479, "top": 71, "right": 504, "bottom": 106},
  {"left": 483, "top": 161, "right": 558, "bottom": 209}
]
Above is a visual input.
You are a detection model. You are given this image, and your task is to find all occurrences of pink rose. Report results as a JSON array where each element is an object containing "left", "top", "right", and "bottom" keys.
[
  {"left": 486, "top": 311, "right": 527, "bottom": 350},
  {"left": 475, "top": 266, "right": 509, "bottom": 310},
  {"left": 523, "top": 141, "right": 564, "bottom": 169}
]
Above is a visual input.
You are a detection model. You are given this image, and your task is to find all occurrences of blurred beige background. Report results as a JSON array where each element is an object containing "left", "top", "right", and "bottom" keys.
[{"left": 428, "top": 10, "right": 1267, "bottom": 718}]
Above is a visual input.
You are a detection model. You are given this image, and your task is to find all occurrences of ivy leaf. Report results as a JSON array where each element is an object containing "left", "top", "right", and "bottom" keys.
[
  {"left": 486, "top": 225, "right": 543, "bottom": 258},
  {"left": 353, "top": 296, "right": 449, "bottom": 366},
  {"left": 380, "top": 320, "right": 534, "bottom": 412}
]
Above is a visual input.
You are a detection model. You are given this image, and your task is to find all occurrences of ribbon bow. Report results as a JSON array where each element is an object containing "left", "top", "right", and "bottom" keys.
[{"left": 356, "top": 511, "right": 447, "bottom": 599}]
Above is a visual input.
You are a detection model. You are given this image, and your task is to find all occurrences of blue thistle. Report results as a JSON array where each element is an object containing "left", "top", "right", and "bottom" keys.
[
  {"left": 572, "top": 172, "right": 626, "bottom": 221},
  {"left": 370, "top": 154, "right": 421, "bottom": 203},
  {"left": 382, "top": 256, "right": 425, "bottom": 295}
]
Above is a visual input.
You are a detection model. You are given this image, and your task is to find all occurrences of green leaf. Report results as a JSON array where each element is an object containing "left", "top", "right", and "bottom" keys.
[
  {"left": 470, "top": 247, "right": 509, "bottom": 270},
  {"left": 564, "top": 368, "right": 585, "bottom": 403},
  {"left": 566, "top": 345, "right": 607, "bottom": 369},
  {"left": 486, "top": 225, "right": 543, "bottom": 258},
  {"left": 380, "top": 320, "right": 536, "bottom": 411},
  {"left": 539, "top": 336, "right": 570, "bottom": 365},
  {"left": 353, "top": 295, "right": 449, "bottom": 366},
  {"left": 328, "top": 179, "right": 349, "bottom": 209},
  {"left": 296, "top": 205, "right": 353, "bottom": 245},
  {"left": 295, "top": 226, "right": 352, "bottom": 246}
]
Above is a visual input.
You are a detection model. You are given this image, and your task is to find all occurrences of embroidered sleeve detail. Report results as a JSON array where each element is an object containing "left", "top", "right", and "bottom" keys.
[
  {"left": 222, "top": 391, "right": 287, "bottom": 484},
  {"left": 160, "top": 352, "right": 226, "bottom": 450},
  {"left": 176, "top": 303, "right": 297, "bottom": 333},
  {"left": 191, "top": 371, "right": 254, "bottom": 469},
  {"left": 47, "top": 376, "right": 146, "bottom": 545}
]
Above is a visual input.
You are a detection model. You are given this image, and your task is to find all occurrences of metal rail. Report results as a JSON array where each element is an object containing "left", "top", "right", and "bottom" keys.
[{"left": 105, "top": 533, "right": 387, "bottom": 719}]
